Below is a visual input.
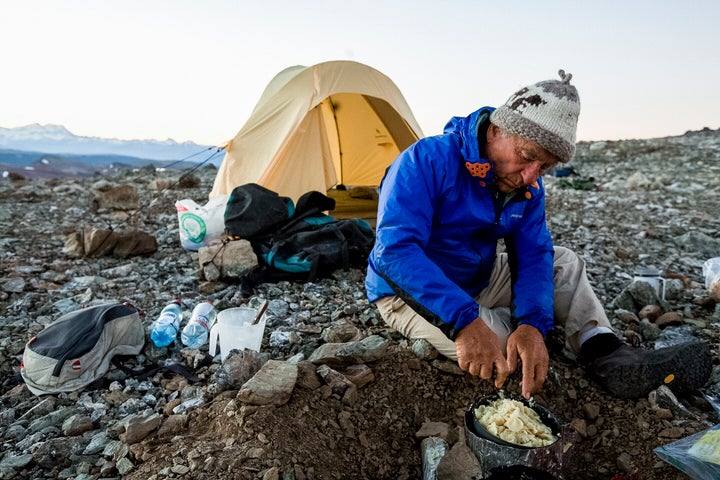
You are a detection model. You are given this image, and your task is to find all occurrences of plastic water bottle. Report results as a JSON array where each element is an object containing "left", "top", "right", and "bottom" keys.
[
  {"left": 180, "top": 302, "right": 217, "bottom": 349},
  {"left": 150, "top": 300, "right": 183, "bottom": 347}
]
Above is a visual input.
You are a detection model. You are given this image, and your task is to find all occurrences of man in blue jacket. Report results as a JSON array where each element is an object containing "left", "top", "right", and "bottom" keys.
[{"left": 366, "top": 71, "right": 711, "bottom": 399}]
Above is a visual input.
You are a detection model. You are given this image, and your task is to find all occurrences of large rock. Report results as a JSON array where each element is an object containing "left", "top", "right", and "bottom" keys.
[
  {"left": 83, "top": 225, "right": 121, "bottom": 257},
  {"left": 611, "top": 280, "right": 661, "bottom": 313},
  {"left": 316, "top": 364, "right": 357, "bottom": 404},
  {"left": 215, "top": 349, "right": 269, "bottom": 389},
  {"left": 436, "top": 441, "right": 482, "bottom": 480},
  {"left": 62, "top": 226, "right": 157, "bottom": 258},
  {"left": 119, "top": 413, "right": 163, "bottom": 444},
  {"left": 112, "top": 230, "right": 157, "bottom": 258},
  {"left": 198, "top": 239, "right": 258, "bottom": 280},
  {"left": 308, "top": 335, "right": 390, "bottom": 368},
  {"left": 92, "top": 184, "right": 139, "bottom": 211},
  {"left": 236, "top": 360, "right": 298, "bottom": 406}
]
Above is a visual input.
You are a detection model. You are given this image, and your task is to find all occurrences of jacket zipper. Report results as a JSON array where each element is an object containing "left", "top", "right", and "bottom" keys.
[{"left": 493, "top": 190, "right": 519, "bottom": 225}]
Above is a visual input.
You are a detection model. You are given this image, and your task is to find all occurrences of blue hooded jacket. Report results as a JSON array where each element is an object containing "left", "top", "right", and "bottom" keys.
[{"left": 365, "top": 107, "right": 555, "bottom": 339}]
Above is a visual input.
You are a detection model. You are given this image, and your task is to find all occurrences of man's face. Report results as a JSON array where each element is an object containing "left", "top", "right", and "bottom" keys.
[{"left": 485, "top": 124, "right": 560, "bottom": 193}]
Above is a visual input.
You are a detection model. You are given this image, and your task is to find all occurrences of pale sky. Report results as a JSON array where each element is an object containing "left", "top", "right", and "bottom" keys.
[{"left": 1, "top": 0, "right": 718, "bottom": 146}]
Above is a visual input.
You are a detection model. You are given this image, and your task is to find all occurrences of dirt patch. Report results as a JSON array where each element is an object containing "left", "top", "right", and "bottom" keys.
[{"left": 124, "top": 343, "right": 715, "bottom": 480}]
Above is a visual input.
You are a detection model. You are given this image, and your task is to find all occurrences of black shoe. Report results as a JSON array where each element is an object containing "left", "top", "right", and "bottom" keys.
[{"left": 589, "top": 341, "right": 712, "bottom": 399}]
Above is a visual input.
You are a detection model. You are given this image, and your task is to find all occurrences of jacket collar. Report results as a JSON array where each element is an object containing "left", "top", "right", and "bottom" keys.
[{"left": 451, "top": 107, "right": 542, "bottom": 200}]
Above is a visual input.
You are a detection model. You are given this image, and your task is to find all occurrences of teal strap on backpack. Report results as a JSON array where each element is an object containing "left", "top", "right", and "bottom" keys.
[
  {"left": 264, "top": 250, "right": 314, "bottom": 273},
  {"left": 258, "top": 217, "right": 373, "bottom": 281}
]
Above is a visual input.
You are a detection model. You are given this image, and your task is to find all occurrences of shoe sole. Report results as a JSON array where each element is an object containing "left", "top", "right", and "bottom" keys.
[{"left": 594, "top": 341, "right": 712, "bottom": 399}]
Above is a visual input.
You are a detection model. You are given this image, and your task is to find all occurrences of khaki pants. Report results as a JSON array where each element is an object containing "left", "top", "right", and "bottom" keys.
[{"left": 374, "top": 246, "right": 611, "bottom": 359}]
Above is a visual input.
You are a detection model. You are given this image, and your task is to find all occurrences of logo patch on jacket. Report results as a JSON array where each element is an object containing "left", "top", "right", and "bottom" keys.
[{"left": 465, "top": 161, "right": 493, "bottom": 187}]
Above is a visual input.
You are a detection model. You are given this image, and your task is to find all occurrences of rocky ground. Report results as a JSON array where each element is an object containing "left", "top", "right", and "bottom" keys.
[{"left": 1, "top": 128, "right": 719, "bottom": 480}]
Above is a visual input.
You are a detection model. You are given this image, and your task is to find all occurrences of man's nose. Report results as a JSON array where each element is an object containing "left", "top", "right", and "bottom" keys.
[{"left": 521, "top": 164, "right": 542, "bottom": 184}]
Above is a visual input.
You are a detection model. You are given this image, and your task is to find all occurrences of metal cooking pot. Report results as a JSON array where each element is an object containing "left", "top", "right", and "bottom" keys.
[
  {"left": 464, "top": 391, "right": 570, "bottom": 479},
  {"left": 468, "top": 391, "right": 561, "bottom": 448}
]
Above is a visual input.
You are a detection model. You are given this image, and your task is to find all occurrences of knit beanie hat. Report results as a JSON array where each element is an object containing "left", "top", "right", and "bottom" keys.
[{"left": 489, "top": 70, "right": 580, "bottom": 163}]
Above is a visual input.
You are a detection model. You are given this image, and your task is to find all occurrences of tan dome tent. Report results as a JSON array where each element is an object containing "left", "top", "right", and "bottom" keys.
[{"left": 209, "top": 60, "right": 424, "bottom": 203}]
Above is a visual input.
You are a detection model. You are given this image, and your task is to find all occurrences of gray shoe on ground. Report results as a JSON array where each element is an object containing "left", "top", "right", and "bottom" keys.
[{"left": 590, "top": 341, "right": 712, "bottom": 399}]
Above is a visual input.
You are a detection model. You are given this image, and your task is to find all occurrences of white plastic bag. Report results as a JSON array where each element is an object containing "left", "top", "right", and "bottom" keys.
[
  {"left": 703, "top": 257, "right": 720, "bottom": 302},
  {"left": 175, "top": 195, "right": 228, "bottom": 250}
]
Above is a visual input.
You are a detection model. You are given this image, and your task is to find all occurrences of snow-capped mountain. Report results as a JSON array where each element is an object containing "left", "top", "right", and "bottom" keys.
[{"left": 0, "top": 124, "right": 215, "bottom": 161}]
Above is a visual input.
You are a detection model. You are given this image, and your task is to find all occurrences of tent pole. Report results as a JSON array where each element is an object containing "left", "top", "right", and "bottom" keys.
[{"left": 327, "top": 95, "right": 344, "bottom": 185}]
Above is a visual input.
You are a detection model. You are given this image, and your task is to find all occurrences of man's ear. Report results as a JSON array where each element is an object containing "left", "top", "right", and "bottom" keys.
[{"left": 487, "top": 123, "right": 500, "bottom": 142}]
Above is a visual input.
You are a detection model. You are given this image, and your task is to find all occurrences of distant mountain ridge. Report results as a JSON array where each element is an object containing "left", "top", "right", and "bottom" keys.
[
  {"left": 0, "top": 124, "right": 216, "bottom": 161},
  {"left": 0, "top": 124, "right": 224, "bottom": 179}
]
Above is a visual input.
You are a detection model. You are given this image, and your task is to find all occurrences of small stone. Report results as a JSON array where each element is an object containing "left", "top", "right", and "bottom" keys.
[
  {"left": 639, "top": 304, "right": 663, "bottom": 322},
  {"left": 321, "top": 320, "right": 360, "bottom": 343},
  {"left": 62, "top": 414, "right": 94, "bottom": 436},
  {"left": 415, "top": 421, "right": 458, "bottom": 444},
  {"left": 171, "top": 464, "right": 191, "bottom": 475},
  {"left": 615, "top": 248, "right": 630, "bottom": 259},
  {"left": 655, "top": 408, "right": 674, "bottom": 420},
  {"left": 262, "top": 466, "right": 280, "bottom": 480},
  {"left": 165, "top": 398, "right": 183, "bottom": 416},
  {"left": 582, "top": 403, "right": 600, "bottom": 420},
  {"left": 658, "top": 427, "right": 685, "bottom": 439},
  {"left": 411, "top": 338, "right": 438, "bottom": 360},
  {"left": 342, "top": 364, "right": 375, "bottom": 388},
  {"left": 99, "top": 459, "right": 115, "bottom": 476},
  {"left": 116, "top": 457, "right": 134, "bottom": 475},
  {"left": 178, "top": 173, "right": 200, "bottom": 188},
  {"left": 431, "top": 359, "right": 465, "bottom": 376},
  {"left": 295, "top": 361, "right": 322, "bottom": 390},
  {"left": 617, "top": 452, "right": 633, "bottom": 473},
  {"left": 640, "top": 319, "right": 662, "bottom": 341},
  {"left": 0, "top": 453, "right": 33, "bottom": 469},
  {"left": 247, "top": 447, "right": 265, "bottom": 458},
  {"left": 2, "top": 277, "right": 26, "bottom": 293},
  {"left": 158, "top": 415, "right": 189, "bottom": 436},
  {"left": 654, "top": 311, "right": 683, "bottom": 328},
  {"left": 119, "top": 413, "right": 163, "bottom": 444},
  {"left": 436, "top": 442, "right": 482, "bottom": 479},
  {"left": 570, "top": 418, "right": 587, "bottom": 437},
  {"left": 3, "top": 423, "right": 26, "bottom": 441},
  {"left": 615, "top": 309, "right": 640, "bottom": 325},
  {"left": 236, "top": 360, "right": 298, "bottom": 406},
  {"left": 93, "top": 184, "right": 139, "bottom": 210}
]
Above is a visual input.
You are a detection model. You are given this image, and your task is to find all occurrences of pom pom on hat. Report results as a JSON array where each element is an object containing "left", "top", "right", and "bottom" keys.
[{"left": 489, "top": 70, "right": 580, "bottom": 163}]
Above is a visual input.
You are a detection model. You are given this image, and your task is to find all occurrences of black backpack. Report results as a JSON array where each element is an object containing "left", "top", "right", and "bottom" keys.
[
  {"left": 258, "top": 215, "right": 375, "bottom": 281},
  {"left": 225, "top": 186, "right": 375, "bottom": 282},
  {"left": 224, "top": 183, "right": 294, "bottom": 239}
]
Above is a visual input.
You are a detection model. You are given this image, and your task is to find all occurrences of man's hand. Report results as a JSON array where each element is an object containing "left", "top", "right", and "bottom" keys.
[
  {"left": 455, "top": 317, "right": 512, "bottom": 388},
  {"left": 505, "top": 324, "right": 549, "bottom": 399}
]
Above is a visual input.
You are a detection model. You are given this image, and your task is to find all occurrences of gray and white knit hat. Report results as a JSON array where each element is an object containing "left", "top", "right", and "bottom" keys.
[{"left": 489, "top": 70, "right": 580, "bottom": 163}]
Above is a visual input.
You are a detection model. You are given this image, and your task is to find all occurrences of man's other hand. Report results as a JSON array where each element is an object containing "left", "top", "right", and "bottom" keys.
[
  {"left": 505, "top": 324, "right": 549, "bottom": 399},
  {"left": 456, "top": 317, "right": 512, "bottom": 388}
]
